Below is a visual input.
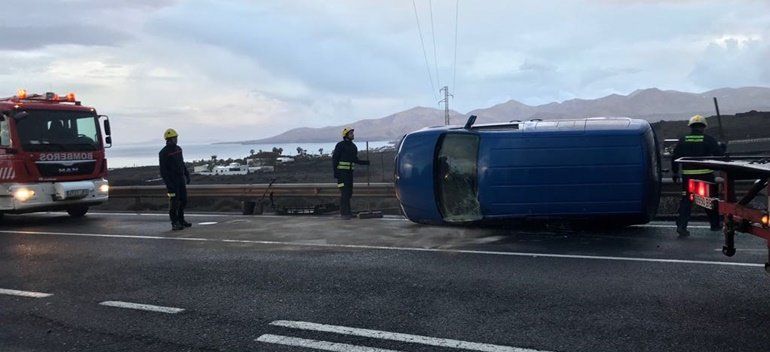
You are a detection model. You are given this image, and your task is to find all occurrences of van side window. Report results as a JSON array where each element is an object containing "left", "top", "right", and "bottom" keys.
[
  {"left": 0, "top": 117, "right": 10, "bottom": 146},
  {"left": 436, "top": 133, "right": 482, "bottom": 222}
]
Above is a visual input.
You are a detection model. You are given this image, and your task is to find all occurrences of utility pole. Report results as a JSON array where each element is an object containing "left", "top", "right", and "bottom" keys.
[{"left": 439, "top": 86, "right": 453, "bottom": 125}]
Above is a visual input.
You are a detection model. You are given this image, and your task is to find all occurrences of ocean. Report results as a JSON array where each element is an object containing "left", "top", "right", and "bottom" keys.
[{"left": 105, "top": 140, "right": 393, "bottom": 168}]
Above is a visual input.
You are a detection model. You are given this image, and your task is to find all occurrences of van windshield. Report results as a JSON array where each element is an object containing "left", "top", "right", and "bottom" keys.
[
  {"left": 436, "top": 133, "right": 482, "bottom": 222},
  {"left": 16, "top": 111, "right": 101, "bottom": 152}
]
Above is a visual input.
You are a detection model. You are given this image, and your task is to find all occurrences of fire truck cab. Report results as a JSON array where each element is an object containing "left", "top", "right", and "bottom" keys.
[{"left": 0, "top": 90, "right": 111, "bottom": 218}]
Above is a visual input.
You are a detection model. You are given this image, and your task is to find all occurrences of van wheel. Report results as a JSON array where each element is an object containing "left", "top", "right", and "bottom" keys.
[{"left": 67, "top": 206, "right": 89, "bottom": 218}]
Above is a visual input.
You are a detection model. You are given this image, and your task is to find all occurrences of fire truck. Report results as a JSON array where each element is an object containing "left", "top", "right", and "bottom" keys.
[{"left": 0, "top": 90, "right": 111, "bottom": 218}]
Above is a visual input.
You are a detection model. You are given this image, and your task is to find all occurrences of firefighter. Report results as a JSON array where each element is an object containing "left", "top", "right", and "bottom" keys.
[
  {"left": 332, "top": 127, "right": 369, "bottom": 219},
  {"left": 671, "top": 115, "right": 722, "bottom": 237},
  {"left": 159, "top": 128, "right": 191, "bottom": 231}
]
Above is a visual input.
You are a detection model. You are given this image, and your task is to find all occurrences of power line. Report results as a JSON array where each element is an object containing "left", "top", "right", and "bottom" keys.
[
  {"left": 428, "top": 0, "right": 440, "bottom": 89},
  {"left": 452, "top": 0, "right": 459, "bottom": 95},
  {"left": 412, "top": 0, "right": 437, "bottom": 101}
]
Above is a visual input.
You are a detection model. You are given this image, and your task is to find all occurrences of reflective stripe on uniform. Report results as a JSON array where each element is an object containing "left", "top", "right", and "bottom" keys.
[
  {"left": 337, "top": 161, "right": 354, "bottom": 170},
  {"left": 682, "top": 169, "right": 712, "bottom": 175},
  {"left": 684, "top": 135, "right": 704, "bottom": 143},
  {"left": 167, "top": 193, "right": 176, "bottom": 197},
  {"left": 337, "top": 183, "right": 344, "bottom": 188}
]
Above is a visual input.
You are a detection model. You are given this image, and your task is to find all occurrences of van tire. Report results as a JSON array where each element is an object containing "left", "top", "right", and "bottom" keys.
[{"left": 67, "top": 206, "right": 89, "bottom": 218}]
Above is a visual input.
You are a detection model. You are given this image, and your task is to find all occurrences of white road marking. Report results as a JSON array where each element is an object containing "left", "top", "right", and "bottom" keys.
[
  {"left": 270, "top": 320, "right": 550, "bottom": 352},
  {"left": 99, "top": 300, "right": 184, "bottom": 314},
  {"left": 714, "top": 248, "right": 768, "bottom": 253},
  {"left": 198, "top": 222, "right": 218, "bottom": 225},
  {"left": 63, "top": 212, "right": 231, "bottom": 218},
  {"left": 0, "top": 229, "right": 763, "bottom": 268},
  {"left": 636, "top": 224, "right": 710, "bottom": 229},
  {"left": 256, "top": 334, "right": 400, "bottom": 352},
  {"left": 0, "top": 288, "right": 53, "bottom": 298}
]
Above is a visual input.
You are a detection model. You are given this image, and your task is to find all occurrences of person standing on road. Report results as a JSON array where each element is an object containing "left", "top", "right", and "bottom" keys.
[
  {"left": 159, "top": 128, "right": 191, "bottom": 231},
  {"left": 671, "top": 115, "right": 723, "bottom": 237},
  {"left": 332, "top": 127, "right": 369, "bottom": 219}
]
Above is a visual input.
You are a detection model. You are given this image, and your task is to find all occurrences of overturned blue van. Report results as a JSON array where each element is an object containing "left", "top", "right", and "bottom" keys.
[{"left": 395, "top": 117, "right": 661, "bottom": 226}]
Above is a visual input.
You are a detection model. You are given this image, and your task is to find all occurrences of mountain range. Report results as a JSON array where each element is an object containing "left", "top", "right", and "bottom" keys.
[{"left": 233, "top": 87, "right": 770, "bottom": 144}]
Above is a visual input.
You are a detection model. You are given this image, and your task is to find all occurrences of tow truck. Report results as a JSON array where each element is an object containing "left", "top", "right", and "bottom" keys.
[
  {"left": 0, "top": 90, "right": 112, "bottom": 218},
  {"left": 677, "top": 156, "right": 770, "bottom": 271}
]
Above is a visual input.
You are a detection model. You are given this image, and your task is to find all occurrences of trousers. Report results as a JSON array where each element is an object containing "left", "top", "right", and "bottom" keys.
[
  {"left": 337, "top": 172, "right": 353, "bottom": 216},
  {"left": 168, "top": 184, "right": 188, "bottom": 224}
]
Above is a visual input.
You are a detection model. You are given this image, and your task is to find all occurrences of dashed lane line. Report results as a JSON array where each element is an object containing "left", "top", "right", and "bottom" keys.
[
  {"left": 0, "top": 288, "right": 53, "bottom": 298},
  {"left": 99, "top": 300, "right": 185, "bottom": 314},
  {"left": 0, "top": 229, "right": 763, "bottom": 268},
  {"left": 256, "top": 334, "right": 401, "bottom": 352},
  {"left": 269, "top": 320, "right": 551, "bottom": 352}
]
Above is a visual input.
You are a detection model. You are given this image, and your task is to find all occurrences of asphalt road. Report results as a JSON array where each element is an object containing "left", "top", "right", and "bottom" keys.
[{"left": 1, "top": 212, "right": 769, "bottom": 352}]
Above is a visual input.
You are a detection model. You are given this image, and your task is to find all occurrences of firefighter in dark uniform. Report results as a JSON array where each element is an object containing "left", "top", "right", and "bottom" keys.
[
  {"left": 671, "top": 115, "right": 722, "bottom": 237},
  {"left": 332, "top": 127, "right": 369, "bottom": 219},
  {"left": 159, "top": 128, "right": 191, "bottom": 231}
]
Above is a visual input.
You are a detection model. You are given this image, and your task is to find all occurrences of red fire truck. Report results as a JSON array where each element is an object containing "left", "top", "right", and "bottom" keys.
[{"left": 0, "top": 90, "right": 111, "bottom": 218}]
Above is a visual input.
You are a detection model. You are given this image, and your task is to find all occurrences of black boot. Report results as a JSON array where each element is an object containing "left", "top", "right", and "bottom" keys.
[
  {"left": 181, "top": 219, "right": 192, "bottom": 227},
  {"left": 172, "top": 222, "right": 184, "bottom": 231}
]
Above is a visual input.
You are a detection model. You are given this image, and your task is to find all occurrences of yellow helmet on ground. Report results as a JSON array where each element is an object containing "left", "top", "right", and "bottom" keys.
[
  {"left": 688, "top": 115, "right": 707, "bottom": 127},
  {"left": 341, "top": 127, "right": 354, "bottom": 138},
  {"left": 164, "top": 128, "right": 179, "bottom": 139}
]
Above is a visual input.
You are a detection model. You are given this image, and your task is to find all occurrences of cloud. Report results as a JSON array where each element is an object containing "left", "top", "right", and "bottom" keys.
[
  {"left": 0, "top": 25, "right": 130, "bottom": 50},
  {"left": 0, "top": 0, "right": 769, "bottom": 143}
]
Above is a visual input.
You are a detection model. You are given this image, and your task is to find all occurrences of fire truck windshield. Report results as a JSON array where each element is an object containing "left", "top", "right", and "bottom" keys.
[{"left": 16, "top": 110, "right": 101, "bottom": 152}]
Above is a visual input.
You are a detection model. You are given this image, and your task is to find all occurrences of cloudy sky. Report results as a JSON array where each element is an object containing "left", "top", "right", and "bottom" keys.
[{"left": 1, "top": 0, "right": 768, "bottom": 143}]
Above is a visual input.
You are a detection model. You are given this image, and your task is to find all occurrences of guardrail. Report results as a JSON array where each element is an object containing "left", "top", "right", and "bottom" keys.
[
  {"left": 109, "top": 180, "right": 751, "bottom": 200},
  {"left": 109, "top": 183, "right": 396, "bottom": 199}
]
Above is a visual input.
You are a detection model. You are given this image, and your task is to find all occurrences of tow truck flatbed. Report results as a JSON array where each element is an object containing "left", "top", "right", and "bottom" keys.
[{"left": 677, "top": 156, "right": 770, "bottom": 272}]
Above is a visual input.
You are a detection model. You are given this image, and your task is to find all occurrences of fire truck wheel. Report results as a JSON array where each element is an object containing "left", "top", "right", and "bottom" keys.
[{"left": 66, "top": 206, "right": 89, "bottom": 218}]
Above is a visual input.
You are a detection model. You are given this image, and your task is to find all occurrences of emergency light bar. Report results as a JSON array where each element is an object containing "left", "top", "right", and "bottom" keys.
[{"left": 8, "top": 90, "right": 78, "bottom": 104}]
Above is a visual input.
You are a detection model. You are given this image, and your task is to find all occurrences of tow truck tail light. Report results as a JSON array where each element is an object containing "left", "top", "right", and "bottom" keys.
[
  {"left": 762, "top": 214, "right": 769, "bottom": 228},
  {"left": 698, "top": 181, "right": 708, "bottom": 197},
  {"left": 688, "top": 179, "right": 696, "bottom": 193}
]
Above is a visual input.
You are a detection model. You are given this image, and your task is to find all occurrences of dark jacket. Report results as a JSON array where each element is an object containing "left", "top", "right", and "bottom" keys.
[
  {"left": 332, "top": 139, "right": 369, "bottom": 179},
  {"left": 671, "top": 132, "right": 722, "bottom": 175},
  {"left": 159, "top": 144, "right": 190, "bottom": 192}
]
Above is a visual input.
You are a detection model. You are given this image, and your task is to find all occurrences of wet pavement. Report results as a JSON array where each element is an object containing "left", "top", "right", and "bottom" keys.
[{"left": 1, "top": 212, "right": 769, "bottom": 351}]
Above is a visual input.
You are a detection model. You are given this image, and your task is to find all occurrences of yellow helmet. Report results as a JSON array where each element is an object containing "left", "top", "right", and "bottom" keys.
[
  {"left": 688, "top": 115, "right": 707, "bottom": 127},
  {"left": 164, "top": 128, "right": 179, "bottom": 139},
  {"left": 341, "top": 127, "right": 354, "bottom": 138}
]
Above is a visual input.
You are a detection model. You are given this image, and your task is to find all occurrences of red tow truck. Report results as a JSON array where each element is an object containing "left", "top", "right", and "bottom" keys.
[
  {"left": 0, "top": 90, "right": 111, "bottom": 218},
  {"left": 677, "top": 156, "right": 770, "bottom": 271}
]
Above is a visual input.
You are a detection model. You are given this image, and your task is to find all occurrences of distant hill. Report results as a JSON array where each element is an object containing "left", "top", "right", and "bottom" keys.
[
  {"left": 236, "top": 107, "right": 464, "bottom": 144},
  {"left": 469, "top": 87, "right": 770, "bottom": 123},
  {"left": 231, "top": 87, "right": 770, "bottom": 144}
]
